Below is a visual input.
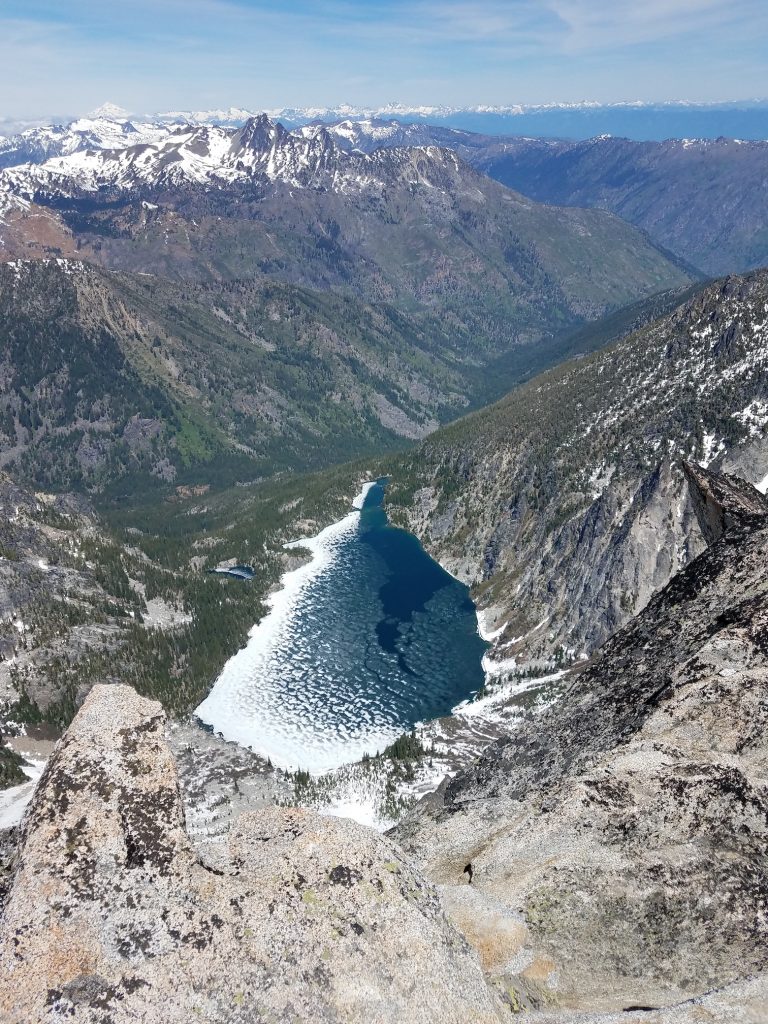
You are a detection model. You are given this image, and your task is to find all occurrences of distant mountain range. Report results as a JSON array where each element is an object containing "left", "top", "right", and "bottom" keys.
[
  {"left": 0, "top": 116, "right": 690, "bottom": 303},
  {"left": 469, "top": 135, "right": 768, "bottom": 276},
  {"left": 0, "top": 110, "right": 693, "bottom": 493},
  {"left": 300, "top": 121, "right": 768, "bottom": 277},
  {"left": 2, "top": 108, "right": 768, "bottom": 276},
  {"left": 246, "top": 100, "right": 768, "bottom": 142},
  {"left": 0, "top": 115, "right": 171, "bottom": 170},
  {"left": 3, "top": 99, "right": 768, "bottom": 142}
]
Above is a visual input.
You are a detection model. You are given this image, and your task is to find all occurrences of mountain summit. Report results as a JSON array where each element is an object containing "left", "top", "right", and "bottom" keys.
[{"left": 86, "top": 101, "right": 132, "bottom": 119}]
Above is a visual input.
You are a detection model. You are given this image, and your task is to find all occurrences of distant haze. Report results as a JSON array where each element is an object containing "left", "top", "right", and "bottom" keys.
[
  {"left": 1, "top": 0, "right": 766, "bottom": 123},
  {"left": 2, "top": 101, "right": 768, "bottom": 144}
]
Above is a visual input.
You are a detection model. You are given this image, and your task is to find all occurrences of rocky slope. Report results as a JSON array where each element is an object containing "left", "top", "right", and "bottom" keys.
[
  {"left": 0, "top": 684, "right": 500, "bottom": 1023},
  {"left": 0, "top": 460, "right": 242, "bottom": 735},
  {"left": 392, "top": 463, "right": 768, "bottom": 1016},
  {"left": 0, "top": 255, "right": 697, "bottom": 499},
  {"left": 0, "top": 469, "right": 148, "bottom": 729},
  {"left": 386, "top": 269, "right": 768, "bottom": 671}
]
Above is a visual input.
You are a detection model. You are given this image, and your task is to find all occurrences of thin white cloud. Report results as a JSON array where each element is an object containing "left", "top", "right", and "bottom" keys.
[
  {"left": 548, "top": 0, "right": 768, "bottom": 50},
  {"left": 0, "top": 0, "right": 765, "bottom": 116}
]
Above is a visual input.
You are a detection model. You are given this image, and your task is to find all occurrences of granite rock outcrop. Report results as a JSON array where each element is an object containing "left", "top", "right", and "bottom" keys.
[
  {"left": 393, "top": 464, "right": 768, "bottom": 1016},
  {"left": 0, "top": 684, "right": 500, "bottom": 1024}
]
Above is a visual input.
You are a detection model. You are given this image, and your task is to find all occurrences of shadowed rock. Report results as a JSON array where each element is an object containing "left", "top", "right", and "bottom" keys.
[{"left": 682, "top": 459, "right": 768, "bottom": 545}]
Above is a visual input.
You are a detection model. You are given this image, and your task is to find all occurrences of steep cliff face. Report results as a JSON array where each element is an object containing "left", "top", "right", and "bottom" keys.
[
  {"left": 0, "top": 684, "right": 500, "bottom": 1024},
  {"left": 387, "top": 270, "right": 768, "bottom": 670},
  {"left": 393, "top": 464, "right": 768, "bottom": 1015}
]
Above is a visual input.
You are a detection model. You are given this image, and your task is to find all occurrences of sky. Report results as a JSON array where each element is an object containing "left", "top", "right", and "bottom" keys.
[{"left": 1, "top": 0, "right": 767, "bottom": 119}]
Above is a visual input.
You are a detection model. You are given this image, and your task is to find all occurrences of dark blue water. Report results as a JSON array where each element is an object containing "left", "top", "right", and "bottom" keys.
[
  {"left": 195, "top": 479, "right": 487, "bottom": 772},
  {"left": 360, "top": 480, "right": 486, "bottom": 706}
]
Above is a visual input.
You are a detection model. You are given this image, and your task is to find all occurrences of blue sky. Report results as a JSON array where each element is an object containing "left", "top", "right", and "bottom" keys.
[{"left": 1, "top": 0, "right": 767, "bottom": 118}]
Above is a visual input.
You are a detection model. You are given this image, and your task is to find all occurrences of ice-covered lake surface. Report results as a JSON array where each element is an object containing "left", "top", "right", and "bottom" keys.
[{"left": 195, "top": 480, "right": 487, "bottom": 774}]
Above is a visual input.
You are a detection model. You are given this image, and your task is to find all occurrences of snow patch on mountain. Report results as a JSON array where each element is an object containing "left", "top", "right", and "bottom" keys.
[
  {"left": 0, "top": 117, "right": 177, "bottom": 171},
  {"left": 0, "top": 115, "right": 473, "bottom": 207},
  {"left": 733, "top": 398, "right": 768, "bottom": 436}
]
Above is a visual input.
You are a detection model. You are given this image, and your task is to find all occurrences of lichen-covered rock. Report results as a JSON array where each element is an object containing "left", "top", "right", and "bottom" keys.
[
  {"left": 0, "top": 684, "right": 500, "bottom": 1023},
  {"left": 393, "top": 465, "right": 768, "bottom": 1014},
  {"left": 528, "top": 973, "right": 768, "bottom": 1023}
]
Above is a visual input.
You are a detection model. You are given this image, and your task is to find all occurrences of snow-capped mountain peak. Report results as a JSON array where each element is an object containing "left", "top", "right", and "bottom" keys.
[
  {"left": 298, "top": 119, "right": 405, "bottom": 151},
  {"left": 0, "top": 113, "right": 478, "bottom": 217},
  {"left": 155, "top": 106, "right": 258, "bottom": 126},
  {"left": 86, "top": 102, "right": 132, "bottom": 120},
  {"left": 0, "top": 116, "right": 177, "bottom": 172},
  {"left": 233, "top": 112, "right": 287, "bottom": 152}
]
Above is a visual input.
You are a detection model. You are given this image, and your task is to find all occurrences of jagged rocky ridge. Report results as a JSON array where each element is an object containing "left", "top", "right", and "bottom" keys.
[
  {"left": 386, "top": 268, "right": 768, "bottom": 669},
  {"left": 392, "top": 462, "right": 768, "bottom": 1017},
  {"left": 0, "top": 115, "right": 693, "bottom": 336},
  {"left": 0, "top": 684, "right": 500, "bottom": 1023}
]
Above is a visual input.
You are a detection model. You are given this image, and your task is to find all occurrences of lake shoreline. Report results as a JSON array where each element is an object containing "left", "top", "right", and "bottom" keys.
[{"left": 194, "top": 478, "right": 487, "bottom": 776}]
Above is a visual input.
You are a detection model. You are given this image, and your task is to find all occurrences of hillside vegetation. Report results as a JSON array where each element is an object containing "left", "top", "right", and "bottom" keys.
[
  {"left": 474, "top": 135, "right": 768, "bottom": 276},
  {"left": 0, "top": 257, "right": 698, "bottom": 496},
  {"left": 0, "top": 459, "right": 369, "bottom": 734}
]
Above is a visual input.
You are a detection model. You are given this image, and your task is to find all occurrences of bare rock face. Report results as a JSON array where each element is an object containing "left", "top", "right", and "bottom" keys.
[
  {"left": 682, "top": 459, "right": 768, "bottom": 543},
  {"left": 529, "top": 973, "right": 768, "bottom": 1024},
  {"left": 393, "top": 465, "right": 768, "bottom": 1015},
  {"left": 389, "top": 269, "right": 768, "bottom": 674},
  {"left": 0, "top": 685, "right": 500, "bottom": 1024}
]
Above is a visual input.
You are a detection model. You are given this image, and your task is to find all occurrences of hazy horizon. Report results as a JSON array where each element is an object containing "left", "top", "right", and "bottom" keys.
[{"left": 2, "top": 1, "right": 767, "bottom": 121}]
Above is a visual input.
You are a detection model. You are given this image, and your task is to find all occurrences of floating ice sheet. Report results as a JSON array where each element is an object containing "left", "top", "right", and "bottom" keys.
[{"left": 195, "top": 481, "right": 486, "bottom": 774}]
